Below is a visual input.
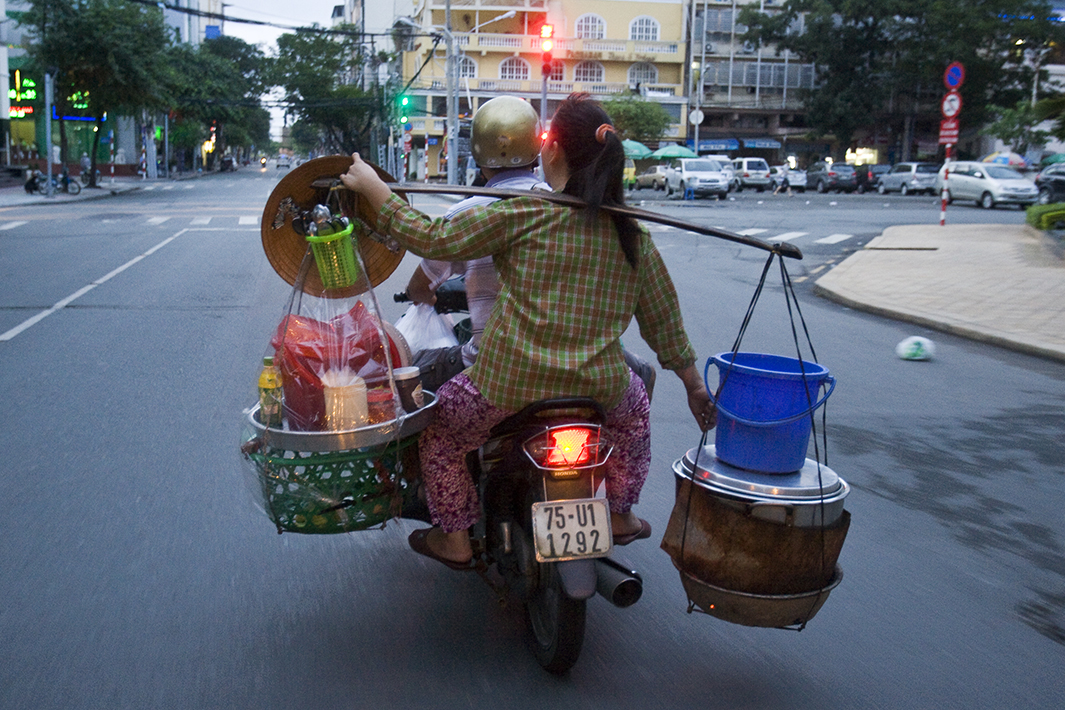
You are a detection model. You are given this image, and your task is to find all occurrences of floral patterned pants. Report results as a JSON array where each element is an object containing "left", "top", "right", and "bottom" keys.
[{"left": 419, "top": 371, "right": 651, "bottom": 532}]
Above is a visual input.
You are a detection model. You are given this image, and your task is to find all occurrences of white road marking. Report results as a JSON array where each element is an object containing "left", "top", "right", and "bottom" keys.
[
  {"left": 190, "top": 217, "right": 212, "bottom": 225},
  {"left": 238, "top": 216, "right": 258, "bottom": 225},
  {"left": 736, "top": 228, "right": 768, "bottom": 236},
  {"left": 0, "top": 230, "right": 186, "bottom": 342},
  {"left": 147, "top": 216, "right": 171, "bottom": 225},
  {"left": 161, "top": 185, "right": 174, "bottom": 191},
  {"left": 0, "top": 221, "right": 28, "bottom": 231},
  {"left": 183, "top": 184, "right": 194, "bottom": 190},
  {"left": 815, "top": 233, "right": 854, "bottom": 244},
  {"left": 768, "top": 231, "right": 808, "bottom": 242}
]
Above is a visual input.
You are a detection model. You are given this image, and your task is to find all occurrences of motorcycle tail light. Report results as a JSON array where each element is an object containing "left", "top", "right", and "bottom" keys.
[{"left": 523, "top": 425, "right": 611, "bottom": 470}]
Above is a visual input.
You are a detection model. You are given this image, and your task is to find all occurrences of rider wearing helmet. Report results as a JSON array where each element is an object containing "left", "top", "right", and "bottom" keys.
[{"left": 405, "top": 96, "right": 549, "bottom": 391}]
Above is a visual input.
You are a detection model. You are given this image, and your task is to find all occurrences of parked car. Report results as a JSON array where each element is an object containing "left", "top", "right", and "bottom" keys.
[
  {"left": 1034, "top": 163, "right": 1065, "bottom": 204},
  {"left": 769, "top": 165, "right": 807, "bottom": 192},
  {"left": 877, "top": 162, "right": 940, "bottom": 195},
  {"left": 854, "top": 164, "right": 891, "bottom": 193},
  {"left": 705, "top": 154, "right": 737, "bottom": 190},
  {"left": 934, "top": 161, "right": 1038, "bottom": 209},
  {"left": 806, "top": 161, "right": 858, "bottom": 193},
  {"left": 665, "top": 158, "right": 731, "bottom": 199},
  {"left": 731, "top": 157, "right": 773, "bottom": 192},
  {"left": 634, "top": 165, "right": 669, "bottom": 191}
]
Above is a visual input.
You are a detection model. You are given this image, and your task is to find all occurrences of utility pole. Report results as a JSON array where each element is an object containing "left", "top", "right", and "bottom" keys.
[
  {"left": 44, "top": 72, "right": 53, "bottom": 197},
  {"left": 445, "top": 0, "right": 457, "bottom": 184}
]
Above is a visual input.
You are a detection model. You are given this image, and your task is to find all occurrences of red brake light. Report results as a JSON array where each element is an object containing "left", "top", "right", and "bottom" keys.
[
  {"left": 524, "top": 425, "right": 610, "bottom": 469},
  {"left": 545, "top": 428, "right": 592, "bottom": 467}
]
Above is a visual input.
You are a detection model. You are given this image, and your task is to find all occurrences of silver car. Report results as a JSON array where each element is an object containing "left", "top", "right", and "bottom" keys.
[
  {"left": 934, "top": 161, "right": 1038, "bottom": 209},
  {"left": 877, "top": 162, "right": 940, "bottom": 195},
  {"left": 665, "top": 159, "right": 731, "bottom": 199}
]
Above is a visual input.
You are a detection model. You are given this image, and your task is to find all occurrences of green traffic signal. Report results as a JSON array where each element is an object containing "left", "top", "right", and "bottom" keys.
[{"left": 398, "top": 94, "right": 410, "bottom": 123}]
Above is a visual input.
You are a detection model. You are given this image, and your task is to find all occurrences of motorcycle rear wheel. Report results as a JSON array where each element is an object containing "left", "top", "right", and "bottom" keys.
[{"left": 526, "top": 561, "right": 586, "bottom": 674}]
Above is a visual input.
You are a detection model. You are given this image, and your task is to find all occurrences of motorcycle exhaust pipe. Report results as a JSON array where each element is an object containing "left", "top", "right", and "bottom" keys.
[{"left": 595, "top": 557, "right": 643, "bottom": 608}]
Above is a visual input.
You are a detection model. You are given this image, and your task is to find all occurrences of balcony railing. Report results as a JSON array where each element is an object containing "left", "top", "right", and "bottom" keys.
[
  {"left": 429, "top": 0, "right": 547, "bottom": 9},
  {"left": 419, "top": 78, "right": 683, "bottom": 97},
  {"left": 408, "top": 115, "right": 684, "bottom": 139},
  {"left": 420, "top": 33, "right": 683, "bottom": 61}
]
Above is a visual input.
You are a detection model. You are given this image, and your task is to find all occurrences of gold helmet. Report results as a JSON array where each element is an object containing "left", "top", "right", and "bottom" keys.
[{"left": 471, "top": 96, "right": 542, "bottom": 169}]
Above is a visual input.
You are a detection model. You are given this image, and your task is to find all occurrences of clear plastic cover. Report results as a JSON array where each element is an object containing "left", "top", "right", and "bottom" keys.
[{"left": 240, "top": 200, "right": 430, "bottom": 534}]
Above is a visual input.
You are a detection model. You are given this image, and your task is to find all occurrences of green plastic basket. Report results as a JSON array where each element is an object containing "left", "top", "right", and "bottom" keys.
[
  {"left": 305, "top": 222, "right": 360, "bottom": 290},
  {"left": 247, "top": 435, "right": 420, "bottom": 534}
]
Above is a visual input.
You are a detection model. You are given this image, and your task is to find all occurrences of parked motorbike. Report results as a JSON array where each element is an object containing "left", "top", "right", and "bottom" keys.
[
  {"left": 25, "top": 169, "right": 81, "bottom": 195},
  {"left": 79, "top": 168, "right": 101, "bottom": 185}
]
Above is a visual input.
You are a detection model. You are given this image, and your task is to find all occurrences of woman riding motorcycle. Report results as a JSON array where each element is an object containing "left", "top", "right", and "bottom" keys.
[{"left": 340, "top": 92, "right": 716, "bottom": 569}]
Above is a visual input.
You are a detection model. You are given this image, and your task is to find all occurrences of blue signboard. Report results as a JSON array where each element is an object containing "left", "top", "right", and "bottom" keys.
[
  {"left": 743, "top": 138, "right": 782, "bottom": 149},
  {"left": 688, "top": 138, "right": 740, "bottom": 151}
]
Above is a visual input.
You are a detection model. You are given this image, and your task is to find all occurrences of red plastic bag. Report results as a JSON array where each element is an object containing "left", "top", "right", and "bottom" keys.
[{"left": 270, "top": 301, "right": 402, "bottom": 431}]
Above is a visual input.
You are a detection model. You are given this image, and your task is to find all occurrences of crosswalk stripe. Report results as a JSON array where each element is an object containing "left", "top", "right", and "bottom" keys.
[
  {"left": 190, "top": 217, "right": 212, "bottom": 225},
  {"left": 142, "top": 185, "right": 156, "bottom": 191},
  {"left": 736, "top": 228, "right": 768, "bottom": 236},
  {"left": 238, "top": 216, "right": 258, "bottom": 225},
  {"left": 147, "top": 216, "right": 171, "bottom": 225},
  {"left": 182, "top": 185, "right": 194, "bottom": 190},
  {"left": 814, "top": 233, "right": 854, "bottom": 244},
  {"left": 768, "top": 231, "right": 808, "bottom": 242},
  {"left": 0, "top": 221, "right": 27, "bottom": 231},
  {"left": 161, "top": 185, "right": 174, "bottom": 190}
]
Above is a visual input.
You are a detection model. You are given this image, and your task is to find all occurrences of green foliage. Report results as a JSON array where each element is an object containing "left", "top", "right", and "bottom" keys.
[
  {"left": 272, "top": 26, "right": 379, "bottom": 154},
  {"left": 981, "top": 101, "right": 1050, "bottom": 154},
  {"left": 602, "top": 94, "right": 673, "bottom": 144},
  {"left": 1025, "top": 202, "right": 1065, "bottom": 229},
  {"left": 741, "top": 0, "right": 1065, "bottom": 154}
]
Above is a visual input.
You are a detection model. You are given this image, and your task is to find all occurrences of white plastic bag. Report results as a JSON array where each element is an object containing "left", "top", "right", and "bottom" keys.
[{"left": 395, "top": 303, "right": 459, "bottom": 355}]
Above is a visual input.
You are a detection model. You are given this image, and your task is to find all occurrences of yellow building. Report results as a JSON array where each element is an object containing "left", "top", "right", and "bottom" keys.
[{"left": 399, "top": 0, "right": 690, "bottom": 179}]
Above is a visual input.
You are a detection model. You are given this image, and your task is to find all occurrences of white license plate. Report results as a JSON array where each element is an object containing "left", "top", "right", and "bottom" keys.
[{"left": 530, "top": 499, "right": 612, "bottom": 562}]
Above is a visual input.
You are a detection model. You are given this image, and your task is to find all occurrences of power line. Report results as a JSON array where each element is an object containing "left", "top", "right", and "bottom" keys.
[{"left": 126, "top": 0, "right": 399, "bottom": 39}]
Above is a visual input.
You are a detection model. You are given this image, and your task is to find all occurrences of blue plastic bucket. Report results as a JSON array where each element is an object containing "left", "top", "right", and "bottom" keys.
[{"left": 706, "top": 352, "right": 835, "bottom": 474}]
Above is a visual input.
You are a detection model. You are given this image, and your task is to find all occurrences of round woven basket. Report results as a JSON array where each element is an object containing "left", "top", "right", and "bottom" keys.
[{"left": 260, "top": 155, "right": 408, "bottom": 299}]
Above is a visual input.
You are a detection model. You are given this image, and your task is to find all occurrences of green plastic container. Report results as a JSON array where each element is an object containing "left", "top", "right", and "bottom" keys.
[{"left": 305, "top": 222, "right": 359, "bottom": 289}]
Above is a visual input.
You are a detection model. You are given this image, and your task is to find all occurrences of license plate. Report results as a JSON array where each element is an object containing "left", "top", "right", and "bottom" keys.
[{"left": 530, "top": 499, "right": 612, "bottom": 562}]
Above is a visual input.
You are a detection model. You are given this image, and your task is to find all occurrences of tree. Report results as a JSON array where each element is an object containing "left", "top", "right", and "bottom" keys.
[
  {"left": 19, "top": 0, "right": 173, "bottom": 186},
  {"left": 271, "top": 26, "right": 381, "bottom": 155},
  {"left": 602, "top": 93, "right": 674, "bottom": 145},
  {"left": 740, "top": 0, "right": 1065, "bottom": 160},
  {"left": 163, "top": 37, "right": 271, "bottom": 168},
  {"left": 982, "top": 101, "right": 1050, "bottom": 155}
]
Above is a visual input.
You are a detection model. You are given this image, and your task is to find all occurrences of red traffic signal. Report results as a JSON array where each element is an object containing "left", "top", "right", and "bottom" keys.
[{"left": 541, "top": 24, "right": 554, "bottom": 76}]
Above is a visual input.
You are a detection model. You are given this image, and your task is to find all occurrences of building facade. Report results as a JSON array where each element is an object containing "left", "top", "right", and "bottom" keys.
[{"left": 397, "top": 0, "right": 689, "bottom": 179}]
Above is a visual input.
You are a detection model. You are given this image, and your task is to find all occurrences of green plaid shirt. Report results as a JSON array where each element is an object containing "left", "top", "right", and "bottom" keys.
[{"left": 378, "top": 193, "right": 695, "bottom": 411}]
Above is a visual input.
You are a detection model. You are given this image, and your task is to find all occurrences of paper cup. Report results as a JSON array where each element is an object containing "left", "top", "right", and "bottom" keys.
[{"left": 324, "top": 377, "right": 368, "bottom": 430}]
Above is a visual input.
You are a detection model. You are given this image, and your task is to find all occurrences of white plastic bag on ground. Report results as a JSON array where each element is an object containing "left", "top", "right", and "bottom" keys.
[{"left": 395, "top": 303, "right": 459, "bottom": 355}]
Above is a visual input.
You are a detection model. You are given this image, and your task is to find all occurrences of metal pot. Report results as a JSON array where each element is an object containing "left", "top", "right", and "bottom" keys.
[{"left": 672, "top": 444, "right": 849, "bottom": 528}]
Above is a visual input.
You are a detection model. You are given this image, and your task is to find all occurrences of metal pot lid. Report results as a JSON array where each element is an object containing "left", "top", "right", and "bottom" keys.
[{"left": 679, "top": 444, "right": 842, "bottom": 500}]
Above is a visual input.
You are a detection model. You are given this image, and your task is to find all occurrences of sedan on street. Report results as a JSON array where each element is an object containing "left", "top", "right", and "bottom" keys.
[
  {"left": 935, "top": 161, "right": 1038, "bottom": 209},
  {"left": 634, "top": 165, "right": 669, "bottom": 191}
]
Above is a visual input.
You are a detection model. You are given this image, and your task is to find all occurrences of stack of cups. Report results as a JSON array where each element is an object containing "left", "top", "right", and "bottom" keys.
[{"left": 321, "top": 369, "right": 368, "bottom": 430}]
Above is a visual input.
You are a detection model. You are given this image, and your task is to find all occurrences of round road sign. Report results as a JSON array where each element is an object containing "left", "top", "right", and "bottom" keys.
[
  {"left": 941, "top": 91, "right": 963, "bottom": 119},
  {"left": 689, "top": 109, "right": 705, "bottom": 125},
  {"left": 944, "top": 62, "right": 965, "bottom": 90}
]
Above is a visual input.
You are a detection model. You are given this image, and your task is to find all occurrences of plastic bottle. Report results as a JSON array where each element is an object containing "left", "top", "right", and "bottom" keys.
[{"left": 258, "top": 355, "right": 284, "bottom": 428}]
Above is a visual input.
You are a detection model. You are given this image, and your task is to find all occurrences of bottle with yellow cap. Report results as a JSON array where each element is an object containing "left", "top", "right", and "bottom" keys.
[{"left": 258, "top": 355, "right": 284, "bottom": 428}]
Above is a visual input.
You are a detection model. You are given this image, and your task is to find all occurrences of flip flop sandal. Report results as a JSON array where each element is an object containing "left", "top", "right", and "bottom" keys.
[
  {"left": 612, "top": 518, "right": 652, "bottom": 546},
  {"left": 408, "top": 528, "right": 477, "bottom": 571}
]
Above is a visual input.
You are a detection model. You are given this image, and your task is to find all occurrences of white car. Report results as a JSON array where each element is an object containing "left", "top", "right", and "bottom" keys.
[
  {"left": 770, "top": 166, "right": 806, "bottom": 192},
  {"left": 935, "top": 161, "right": 1038, "bottom": 209},
  {"left": 704, "top": 154, "right": 737, "bottom": 190},
  {"left": 665, "top": 158, "right": 731, "bottom": 199},
  {"left": 276, "top": 154, "right": 292, "bottom": 169}
]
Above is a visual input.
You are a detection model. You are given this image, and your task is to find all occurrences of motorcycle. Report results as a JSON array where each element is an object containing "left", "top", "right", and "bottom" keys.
[
  {"left": 25, "top": 169, "right": 81, "bottom": 195},
  {"left": 395, "top": 283, "right": 641, "bottom": 674}
]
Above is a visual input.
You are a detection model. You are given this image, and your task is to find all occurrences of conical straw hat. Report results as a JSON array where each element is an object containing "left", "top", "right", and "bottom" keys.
[{"left": 260, "top": 155, "right": 407, "bottom": 299}]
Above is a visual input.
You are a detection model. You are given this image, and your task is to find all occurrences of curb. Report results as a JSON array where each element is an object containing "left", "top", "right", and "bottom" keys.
[{"left": 812, "top": 281, "right": 1065, "bottom": 364}]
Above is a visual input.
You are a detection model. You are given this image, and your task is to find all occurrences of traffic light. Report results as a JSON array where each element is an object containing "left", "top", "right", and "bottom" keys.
[
  {"left": 540, "top": 24, "right": 554, "bottom": 76},
  {"left": 398, "top": 94, "right": 410, "bottom": 124}
]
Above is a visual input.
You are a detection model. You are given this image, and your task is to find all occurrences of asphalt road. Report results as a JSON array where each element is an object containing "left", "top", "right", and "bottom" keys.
[{"left": 0, "top": 168, "right": 1061, "bottom": 709}]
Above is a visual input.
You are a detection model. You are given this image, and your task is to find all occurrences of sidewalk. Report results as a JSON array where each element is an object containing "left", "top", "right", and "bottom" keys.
[
  {"left": 813, "top": 223, "right": 1065, "bottom": 363},
  {"left": 0, "top": 173, "right": 201, "bottom": 208}
]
